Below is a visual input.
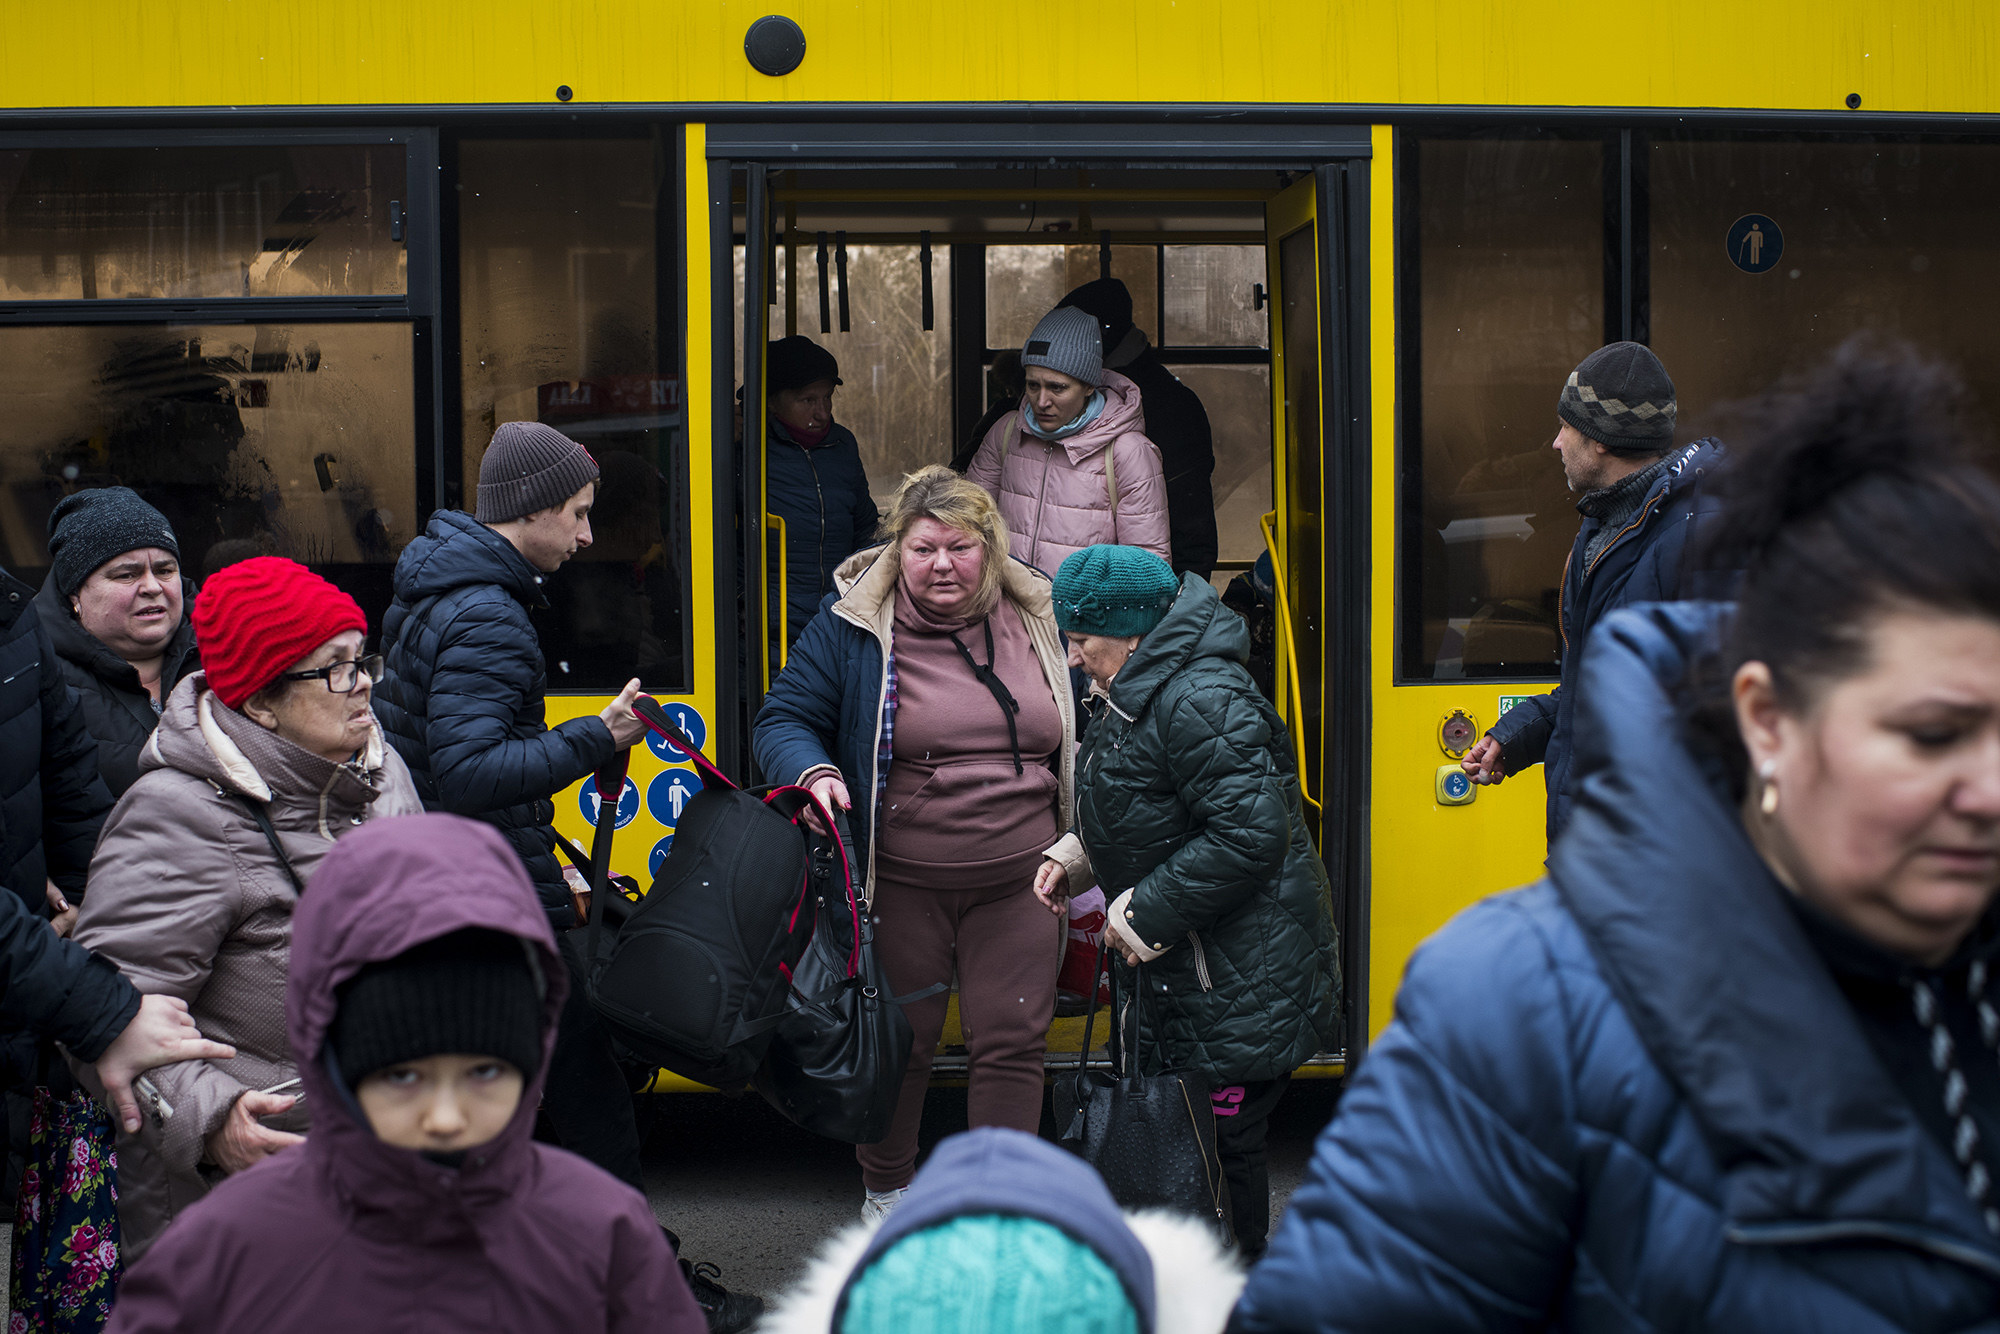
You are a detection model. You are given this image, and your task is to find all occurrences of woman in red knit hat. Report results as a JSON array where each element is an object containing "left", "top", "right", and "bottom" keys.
[{"left": 70, "top": 557, "right": 422, "bottom": 1263}]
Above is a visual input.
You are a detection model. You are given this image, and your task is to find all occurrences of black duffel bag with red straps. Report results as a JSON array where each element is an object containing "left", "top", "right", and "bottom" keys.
[{"left": 567, "top": 697, "right": 926, "bottom": 1135}]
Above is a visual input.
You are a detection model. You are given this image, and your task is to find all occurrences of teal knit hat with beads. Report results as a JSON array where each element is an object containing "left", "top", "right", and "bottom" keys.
[
  {"left": 840, "top": 1214, "right": 1140, "bottom": 1334},
  {"left": 1051, "top": 545, "right": 1179, "bottom": 638}
]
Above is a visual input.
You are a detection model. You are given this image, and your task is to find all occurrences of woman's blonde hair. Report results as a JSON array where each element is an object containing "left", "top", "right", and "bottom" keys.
[{"left": 880, "top": 465, "right": 1011, "bottom": 618}]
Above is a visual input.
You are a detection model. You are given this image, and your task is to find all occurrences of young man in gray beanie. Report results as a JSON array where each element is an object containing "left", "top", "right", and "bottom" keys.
[
  {"left": 1461, "top": 342, "right": 1729, "bottom": 843},
  {"left": 371, "top": 421, "right": 759, "bottom": 1331}
]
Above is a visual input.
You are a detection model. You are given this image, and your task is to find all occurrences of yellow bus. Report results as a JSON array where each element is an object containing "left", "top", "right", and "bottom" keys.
[{"left": 3, "top": 3, "right": 1993, "bottom": 1086}]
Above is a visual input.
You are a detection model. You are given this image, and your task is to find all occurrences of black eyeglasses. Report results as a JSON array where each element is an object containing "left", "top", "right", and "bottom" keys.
[{"left": 279, "top": 652, "right": 383, "bottom": 694}]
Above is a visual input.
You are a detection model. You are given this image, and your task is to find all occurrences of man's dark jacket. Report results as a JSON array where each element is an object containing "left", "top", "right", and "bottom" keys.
[
  {"left": 766, "top": 421, "right": 878, "bottom": 647},
  {"left": 0, "top": 568, "right": 138, "bottom": 1066},
  {"left": 34, "top": 573, "right": 200, "bottom": 797},
  {"left": 0, "top": 568, "right": 111, "bottom": 906},
  {"left": 1234, "top": 602, "right": 2000, "bottom": 1331},
  {"left": 374, "top": 511, "right": 615, "bottom": 927},
  {"left": 1487, "top": 436, "right": 1726, "bottom": 841},
  {"left": 1120, "top": 349, "right": 1217, "bottom": 579}
]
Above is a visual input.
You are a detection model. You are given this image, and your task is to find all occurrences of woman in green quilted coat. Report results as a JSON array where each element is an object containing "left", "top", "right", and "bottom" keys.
[{"left": 1033, "top": 544, "right": 1340, "bottom": 1258}]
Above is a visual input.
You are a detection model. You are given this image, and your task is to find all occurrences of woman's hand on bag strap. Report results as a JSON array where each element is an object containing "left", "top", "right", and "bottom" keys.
[{"left": 801, "top": 771, "right": 852, "bottom": 836}]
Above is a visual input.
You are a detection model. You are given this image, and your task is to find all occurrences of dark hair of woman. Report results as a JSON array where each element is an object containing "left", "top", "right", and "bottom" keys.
[{"left": 1686, "top": 337, "right": 2000, "bottom": 795}]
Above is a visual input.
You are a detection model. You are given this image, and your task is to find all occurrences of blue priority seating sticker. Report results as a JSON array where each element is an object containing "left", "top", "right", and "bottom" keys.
[
  {"left": 580, "top": 776, "right": 640, "bottom": 829},
  {"left": 650, "top": 835, "right": 674, "bottom": 876},
  {"left": 643, "top": 702, "right": 707, "bottom": 762}
]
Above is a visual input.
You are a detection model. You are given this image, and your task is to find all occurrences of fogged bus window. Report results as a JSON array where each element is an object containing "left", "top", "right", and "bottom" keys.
[
  {"left": 1403, "top": 137, "right": 1603, "bottom": 681},
  {"left": 737, "top": 242, "right": 954, "bottom": 501},
  {"left": 459, "top": 138, "right": 690, "bottom": 694},
  {"left": 1651, "top": 138, "right": 2000, "bottom": 451},
  {"left": 0, "top": 144, "right": 407, "bottom": 300},
  {"left": 0, "top": 323, "right": 416, "bottom": 633}
]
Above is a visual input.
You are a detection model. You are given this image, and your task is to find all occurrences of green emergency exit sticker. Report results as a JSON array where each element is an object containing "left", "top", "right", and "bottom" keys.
[{"left": 1497, "top": 694, "right": 1549, "bottom": 716}]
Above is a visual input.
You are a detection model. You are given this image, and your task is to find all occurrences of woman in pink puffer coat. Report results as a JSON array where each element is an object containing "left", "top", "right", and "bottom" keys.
[{"left": 966, "top": 305, "right": 1171, "bottom": 573}]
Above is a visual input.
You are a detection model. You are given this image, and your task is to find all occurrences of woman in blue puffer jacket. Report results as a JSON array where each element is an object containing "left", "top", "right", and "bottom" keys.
[{"left": 1232, "top": 342, "right": 2000, "bottom": 1331}]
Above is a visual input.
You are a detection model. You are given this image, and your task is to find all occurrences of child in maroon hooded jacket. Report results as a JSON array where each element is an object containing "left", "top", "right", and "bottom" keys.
[{"left": 105, "top": 814, "right": 704, "bottom": 1334}]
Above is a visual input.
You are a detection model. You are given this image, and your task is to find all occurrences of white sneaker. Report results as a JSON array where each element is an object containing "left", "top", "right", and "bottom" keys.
[{"left": 861, "top": 1187, "right": 907, "bottom": 1224}]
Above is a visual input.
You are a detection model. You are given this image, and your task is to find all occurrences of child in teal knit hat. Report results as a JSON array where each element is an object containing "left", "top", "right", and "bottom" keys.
[{"left": 763, "top": 1128, "right": 1241, "bottom": 1334}]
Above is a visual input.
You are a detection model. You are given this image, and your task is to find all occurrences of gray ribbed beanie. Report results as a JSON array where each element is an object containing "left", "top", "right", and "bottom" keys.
[
  {"left": 1021, "top": 306, "right": 1104, "bottom": 388},
  {"left": 47, "top": 486, "right": 180, "bottom": 599},
  {"left": 1557, "top": 342, "right": 1677, "bottom": 455},
  {"left": 476, "top": 422, "right": 600, "bottom": 524}
]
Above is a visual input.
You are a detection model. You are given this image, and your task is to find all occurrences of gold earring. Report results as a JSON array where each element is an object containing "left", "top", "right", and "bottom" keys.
[{"left": 1758, "top": 759, "right": 1779, "bottom": 817}]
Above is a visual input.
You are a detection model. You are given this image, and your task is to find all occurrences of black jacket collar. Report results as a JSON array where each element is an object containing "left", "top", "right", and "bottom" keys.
[{"left": 1549, "top": 601, "right": 2000, "bottom": 1271}]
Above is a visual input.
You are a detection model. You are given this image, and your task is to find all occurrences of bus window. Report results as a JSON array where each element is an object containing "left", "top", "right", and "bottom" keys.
[
  {"left": 739, "top": 241, "right": 954, "bottom": 500},
  {"left": 1651, "top": 138, "right": 2000, "bottom": 449},
  {"left": 458, "top": 137, "right": 690, "bottom": 694},
  {"left": 0, "top": 322, "right": 416, "bottom": 630},
  {"left": 1401, "top": 136, "right": 1604, "bottom": 682},
  {"left": 0, "top": 144, "right": 406, "bottom": 300},
  {"left": 1172, "top": 362, "right": 1272, "bottom": 576},
  {"left": 1163, "top": 245, "right": 1268, "bottom": 348},
  {"left": 985, "top": 244, "right": 1157, "bottom": 352}
]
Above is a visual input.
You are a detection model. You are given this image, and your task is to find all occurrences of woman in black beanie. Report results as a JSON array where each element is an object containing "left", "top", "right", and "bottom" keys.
[{"left": 34, "top": 487, "right": 200, "bottom": 800}]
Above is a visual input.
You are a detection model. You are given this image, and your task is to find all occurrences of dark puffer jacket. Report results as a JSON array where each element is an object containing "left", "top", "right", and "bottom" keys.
[
  {"left": 1233, "top": 602, "right": 2000, "bottom": 1332},
  {"left": 34, "top": 572, "right": 200, "bottom": 797},
  {"left": 0, "top": 567, "right": 110, "bottom": 907},
  {"left": 1487, "top": 436, "right": 1727, "bottom": 842},
  {"left": 1060, "top": 575, "right": 1338, "bottom": 1083},
  {"left": 767, "top": 421, "right": 880, "bottom": 648},
  {"left": 374, "top": 511, "right": 615, "bottom": 926}
]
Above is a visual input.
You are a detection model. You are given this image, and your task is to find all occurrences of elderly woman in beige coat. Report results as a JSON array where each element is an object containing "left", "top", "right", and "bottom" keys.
[{"left": 72, "top": 558, "right": 420, "bottom": 1259}]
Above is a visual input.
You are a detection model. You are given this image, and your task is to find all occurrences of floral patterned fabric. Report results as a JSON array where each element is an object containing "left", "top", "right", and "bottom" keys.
[{"left": 9, "top": 1086, "right": 119, "bottom": 1333}]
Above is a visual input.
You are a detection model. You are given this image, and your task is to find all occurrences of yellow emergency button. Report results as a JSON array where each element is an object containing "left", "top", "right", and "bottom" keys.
[{"left": 1436, "top": 764, "right": 1476, "bottom": 807}]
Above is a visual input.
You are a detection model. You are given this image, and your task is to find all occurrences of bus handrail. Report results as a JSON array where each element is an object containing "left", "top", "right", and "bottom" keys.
[
  {"left": 765, "top": 513, "right": 788, "bottom": 677},
  {"left": 1260, "top": 510, "right": 1321, "bottom": 815}
]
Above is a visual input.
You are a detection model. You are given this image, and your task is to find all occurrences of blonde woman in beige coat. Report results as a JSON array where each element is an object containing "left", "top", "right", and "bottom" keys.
[{"left": 71, "top": 558, "right": 420, "bottom": 1259}]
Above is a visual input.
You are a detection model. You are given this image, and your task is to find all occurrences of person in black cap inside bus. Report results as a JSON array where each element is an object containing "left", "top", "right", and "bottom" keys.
[
  {"left": 1059, "top": 279, "right": 1218, "bottom": 580},
  {"left": 1460, "top": 341, "right": 1728, "bottom": 843},
  {"left": 764, "top": 336, "right": 881, "bottom": 649}
]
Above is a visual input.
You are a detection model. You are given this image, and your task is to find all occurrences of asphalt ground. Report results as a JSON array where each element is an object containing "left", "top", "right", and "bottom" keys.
[{"left": 636, "top": 1077, "right": 1345, "bottom": 1304}]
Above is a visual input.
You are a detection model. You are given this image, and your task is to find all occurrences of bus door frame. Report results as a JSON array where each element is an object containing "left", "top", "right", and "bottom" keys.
[
  {"left": 704, "top": 127, "right": 1371, "bottom": 1063},
  {"left": 1264, "top": 163, "right": 1373, "bottom": 1067}
]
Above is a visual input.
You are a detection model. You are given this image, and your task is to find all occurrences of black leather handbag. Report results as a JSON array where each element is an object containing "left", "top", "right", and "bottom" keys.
[
  {"left": 1054, "top": 943, "right": 1233, "bottom": 1242},
  {"left": 752, "top": 815, "right": 937, "bottom": 1143}
]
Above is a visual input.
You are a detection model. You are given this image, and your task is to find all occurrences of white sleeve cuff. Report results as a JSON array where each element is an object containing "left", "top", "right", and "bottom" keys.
[{"left": 1105, "top": 888, "right": 1170, "bottom": 962}]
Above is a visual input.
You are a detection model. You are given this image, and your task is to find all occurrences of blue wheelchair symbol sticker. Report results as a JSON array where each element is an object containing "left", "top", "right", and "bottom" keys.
[
  {"left": 1726, "top": 214, "right": 1783, "bottom": 274},
  {"left": 647, "top": 769, "right": 703, "bottom": 827},
  {"left": 649, "top": 835, "right": 675, "bottom": 876},
  {"left": 644, "top": 702, "right": 708, "bottom": 763},
  {"left": 579, "top": 777, "right": 640, "bottom": 830},
  {"left": 1442, "top": 771, "right": 1471, "bottom": 801}
]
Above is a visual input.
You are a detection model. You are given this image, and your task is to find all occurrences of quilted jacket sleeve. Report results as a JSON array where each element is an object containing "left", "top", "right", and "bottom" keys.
[
  {"left": 753, "top": 608, "right": 850, "bottom": 787},
  {"left": 0, "top": 878, "right": 139, "bottom": 1063},
  {"left": 425, "top": 594, "right": 616, "bottom": 816},
  {"left": 1487, "top": 690, "right": 1557, "bottom": 776},
  {"left": 1120, "top": 681, "right": 1290, "bottom": 950},
  {"left": 1230, "top": 893, "right": 1581, "bottom": 1332},
  {"left": 74, "top": 790, "right": 256, "bottom": 1173},
  {"left": 36, "top": 619, "right": 113, "bottom": 892},
  {"left": 1110, "top": 433, "right": 1172, "bottom": 563}
]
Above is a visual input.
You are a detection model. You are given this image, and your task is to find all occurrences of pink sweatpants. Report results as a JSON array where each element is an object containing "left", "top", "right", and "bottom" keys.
[{"left": 855, "top": 873, "right": 1063, "bottom": 1191}]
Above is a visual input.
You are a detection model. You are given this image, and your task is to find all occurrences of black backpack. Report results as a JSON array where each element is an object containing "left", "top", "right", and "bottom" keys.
[{"left": 571, "top": 698, "right": 824, "bottom": 1090}]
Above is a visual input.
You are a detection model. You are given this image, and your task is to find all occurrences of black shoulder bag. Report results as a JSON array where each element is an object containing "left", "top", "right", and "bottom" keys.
[
  {"left": 237, "top": 796, "right": 303, "bottom": 894},
  {"left": 1053, "top": 942, "right": 1232, "bottom": 1242}
]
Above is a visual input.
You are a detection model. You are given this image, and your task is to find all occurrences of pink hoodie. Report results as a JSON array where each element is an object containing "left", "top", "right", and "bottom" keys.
[{"left": 966, "top": 370, "right": 1171, "bottom": 574}]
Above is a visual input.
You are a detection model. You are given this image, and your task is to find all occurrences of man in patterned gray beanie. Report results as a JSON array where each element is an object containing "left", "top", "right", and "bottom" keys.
[{"left": 1462, "top": 341, "right": 1728, "bottom": 845}]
